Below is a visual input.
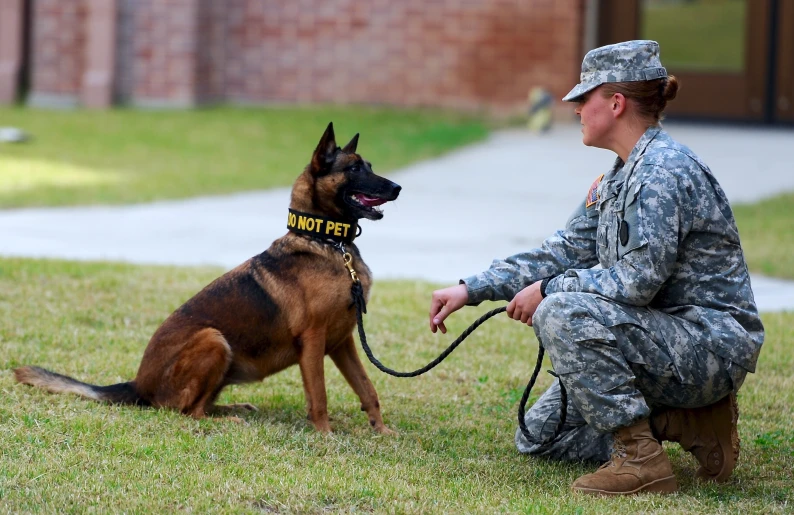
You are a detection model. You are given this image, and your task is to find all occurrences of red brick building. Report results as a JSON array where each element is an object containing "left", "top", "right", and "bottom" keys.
[
  {"left": 1, "top": 0, "right": 587, "bottom": 117},
  {"left": 1, "top": 0, "right": 792, "bottom": 123}
]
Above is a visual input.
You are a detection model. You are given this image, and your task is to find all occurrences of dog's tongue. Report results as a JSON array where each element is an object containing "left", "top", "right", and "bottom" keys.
[{"left": 355, "top": 194, "right": 388, "bottom": 207}]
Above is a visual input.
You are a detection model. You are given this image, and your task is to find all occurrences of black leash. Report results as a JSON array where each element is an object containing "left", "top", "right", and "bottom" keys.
[{"left": 350, "top": 280, "right": 568, "bottom": 446}]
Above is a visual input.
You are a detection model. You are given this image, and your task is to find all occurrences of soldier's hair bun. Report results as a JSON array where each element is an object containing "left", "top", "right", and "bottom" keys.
[
  {"left": 661, "top": 75, "right": 679, "bottom": 102},
  {"left": 599, "top": 75, "right": 679, "bottom": 126}
]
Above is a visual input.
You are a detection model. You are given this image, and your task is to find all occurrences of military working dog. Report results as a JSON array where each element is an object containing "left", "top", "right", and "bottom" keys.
[{"left": 14, "top": 123, "right": 401, "bottom": 434}]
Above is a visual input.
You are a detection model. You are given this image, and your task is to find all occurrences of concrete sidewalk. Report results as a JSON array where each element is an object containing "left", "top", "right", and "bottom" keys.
[{"left": 1, "top": 122, "right": 793, "bottom": 311}]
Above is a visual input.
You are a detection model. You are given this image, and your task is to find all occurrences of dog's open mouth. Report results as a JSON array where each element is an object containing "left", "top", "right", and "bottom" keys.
[{"left": 349, "top": 192, "right": 388, "bottom": 214}]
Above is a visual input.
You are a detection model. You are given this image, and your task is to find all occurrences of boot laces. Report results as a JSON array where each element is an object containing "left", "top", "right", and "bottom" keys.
[{"left": 600, "top": 438, "right": 627, "bottom": 469}]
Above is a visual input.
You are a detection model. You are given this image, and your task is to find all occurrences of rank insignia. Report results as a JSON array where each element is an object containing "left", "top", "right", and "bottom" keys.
[{"left": 585, "top": 174, "right": 604, "bottom": 208}]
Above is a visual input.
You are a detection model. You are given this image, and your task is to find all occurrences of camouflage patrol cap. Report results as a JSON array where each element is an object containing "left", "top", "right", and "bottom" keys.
[{"left": 562, "top": 40, "right": 668, "bottom": 102}]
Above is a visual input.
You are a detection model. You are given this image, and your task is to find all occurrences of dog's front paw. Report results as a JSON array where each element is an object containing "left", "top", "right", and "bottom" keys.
[
  {"left": 313, "top": 421, "right": 332, "bottom": 433},
  {"left": 372, "top": 422, "right": 398, "bottom": 436}
]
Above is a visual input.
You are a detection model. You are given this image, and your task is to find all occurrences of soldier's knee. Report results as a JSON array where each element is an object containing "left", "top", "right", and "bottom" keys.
[
  {"left": 533, "top": 293, "right": 569, "bottom": 337},
  {"left": 516, "top": 403, "right": 559, "bottom": 452}
]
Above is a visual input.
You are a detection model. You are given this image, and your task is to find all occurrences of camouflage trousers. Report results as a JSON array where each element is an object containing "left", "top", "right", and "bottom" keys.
[{"left": 515, "top": 292, "right": 747, "bottom": 463}]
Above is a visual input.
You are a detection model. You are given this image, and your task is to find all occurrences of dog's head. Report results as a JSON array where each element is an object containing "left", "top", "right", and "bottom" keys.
[{"left": 293, "top": 122, "right": 401, "bottom": 221}]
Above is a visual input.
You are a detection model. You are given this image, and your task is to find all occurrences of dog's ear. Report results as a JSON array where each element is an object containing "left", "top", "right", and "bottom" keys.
[
  {"left": 311, "top": 122, "right": 339, "bottom": 175},
  {"left": 341, "top": 133, "right": 359, "bottom": 154}
]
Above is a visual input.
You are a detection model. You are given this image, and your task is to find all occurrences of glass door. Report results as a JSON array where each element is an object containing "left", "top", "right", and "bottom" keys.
[{"left": 597, "top": 0, "right": 772, "bottom": 121}]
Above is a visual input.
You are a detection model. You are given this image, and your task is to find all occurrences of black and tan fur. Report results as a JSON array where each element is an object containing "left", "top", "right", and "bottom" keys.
[{"left": 14, "top": 122, "right": 401, "bottom": 433}]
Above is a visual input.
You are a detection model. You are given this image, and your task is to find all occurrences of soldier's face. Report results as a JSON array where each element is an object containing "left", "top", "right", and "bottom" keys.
[{"left": 574, "top": 89, "right": 615, "bottom": 149}]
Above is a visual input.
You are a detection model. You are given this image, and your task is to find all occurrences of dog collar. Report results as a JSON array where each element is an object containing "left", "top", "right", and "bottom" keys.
[{"left": 287, "top": 209, "right": 358, "bottom": 244}]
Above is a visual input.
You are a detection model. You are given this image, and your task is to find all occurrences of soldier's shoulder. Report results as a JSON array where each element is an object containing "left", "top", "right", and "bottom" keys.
[{"left": 637, "top": 131, "right": 710, "bottom": 182}]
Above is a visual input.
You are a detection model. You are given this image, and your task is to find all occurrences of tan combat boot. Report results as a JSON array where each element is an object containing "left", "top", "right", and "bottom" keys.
[
  {"left": 650, "top": 392, "right": 739, "bottom": 483},
  {"left": 572, "top": 419, "right": 678, "bottom": 495}
]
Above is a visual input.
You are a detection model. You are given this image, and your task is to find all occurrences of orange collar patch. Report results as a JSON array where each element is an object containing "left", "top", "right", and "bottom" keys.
[{"left": 585, "top": 174, "right": 604, "bottom": 208}]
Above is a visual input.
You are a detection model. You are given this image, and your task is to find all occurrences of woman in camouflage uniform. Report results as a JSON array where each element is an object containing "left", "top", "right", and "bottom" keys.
[{"left": 428, "top": 40, "right": 763, "bottom": 496}]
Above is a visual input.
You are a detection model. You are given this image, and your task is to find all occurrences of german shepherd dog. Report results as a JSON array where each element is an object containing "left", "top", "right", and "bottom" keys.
[{"left": 14, "top": 123, "right": 401, "bottom": 434}]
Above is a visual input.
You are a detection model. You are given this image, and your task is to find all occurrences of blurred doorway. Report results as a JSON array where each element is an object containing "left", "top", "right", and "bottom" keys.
[
  {"left": 598, "top": 0, "right": 793, "bottom": 124},
  {"left": 17, "top": 0, "right": 32, "bottom": 102}
]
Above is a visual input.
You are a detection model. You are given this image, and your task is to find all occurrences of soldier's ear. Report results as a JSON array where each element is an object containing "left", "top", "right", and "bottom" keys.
[
  {"left": 341, "top": 133, "right": 359, "bottom": 154},
  {"left": 310, "top": 122, "right": 339, "bottom": 175},
  {"left": 611, "top": 93, "right": 627, "bottom": 118}
]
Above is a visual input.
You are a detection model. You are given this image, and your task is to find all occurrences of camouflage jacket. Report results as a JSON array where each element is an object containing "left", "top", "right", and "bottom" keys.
[{"left": 463, "top": 127, "right": 764, "bottom": 372}]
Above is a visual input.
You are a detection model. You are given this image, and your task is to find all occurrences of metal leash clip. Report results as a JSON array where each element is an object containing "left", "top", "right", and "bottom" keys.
[{"left": 343, "top": 252, "right": 359, "bottom": 283}]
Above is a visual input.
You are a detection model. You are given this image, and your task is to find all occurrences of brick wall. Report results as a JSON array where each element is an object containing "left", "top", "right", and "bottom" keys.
[
  {"left": 27, "top": 0, "right": 585, "bottom": 114},
  {"left": 129, "top": 0, "right": 200, "bottom": 107},
  {"left": 195, "top": 0, "right": 228, "bottom": 103},
  {"left": 221, "top": 0, "right": 584, "bottom": 115},
  {"left": 115, "top": 0, "right": 229, "bottom": 106},
  {"left": 28, "top": 0, "right": 87, "bottom": 106}
]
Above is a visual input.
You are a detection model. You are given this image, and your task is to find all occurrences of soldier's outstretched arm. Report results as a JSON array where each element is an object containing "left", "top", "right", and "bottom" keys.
[{"left": 462, "top": 198, "right": 599, "bottom": 305}]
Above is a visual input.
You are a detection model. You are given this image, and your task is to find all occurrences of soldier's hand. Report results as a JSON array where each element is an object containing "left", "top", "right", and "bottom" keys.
[
  {"left": 430, "top": 284, "right": 469, "bottom": 334},
  {"left": 506, "top": 281, "right": 543, "bottom": 326}
]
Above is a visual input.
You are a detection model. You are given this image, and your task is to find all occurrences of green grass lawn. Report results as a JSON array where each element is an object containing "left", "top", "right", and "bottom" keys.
[
  {"left": 1, "top": 258, "right": 791, "bottom": 513},
  {"left": 0, "top": 105, "right": 487, "bottom": 208},
  {"left": 734, "top": 193, "right": 794, "bottom": 280}
]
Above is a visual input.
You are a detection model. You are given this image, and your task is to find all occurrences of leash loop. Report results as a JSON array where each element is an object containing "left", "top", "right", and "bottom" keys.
[{"left": 349, "top": 281, "right": 567, "bottom": 446}]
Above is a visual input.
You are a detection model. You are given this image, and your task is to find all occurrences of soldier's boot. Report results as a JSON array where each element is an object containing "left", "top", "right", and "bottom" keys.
[
  {"left": 650, "top": 392, "right": 739, "bottom": 483},
  {"left": 571, "top": 419, "right": 678, "bottom": 495}
]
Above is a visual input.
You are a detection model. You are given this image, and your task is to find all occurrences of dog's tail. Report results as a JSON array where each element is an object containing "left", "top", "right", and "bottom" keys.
[{"left": 14, "top": 366, "right": 147, "bottom": 406}]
